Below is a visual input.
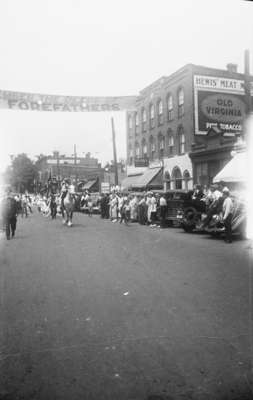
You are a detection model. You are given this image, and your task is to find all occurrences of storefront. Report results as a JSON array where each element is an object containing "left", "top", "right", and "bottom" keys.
[{"left": 190, "top": 128, "right": 238, "bottom": 186}]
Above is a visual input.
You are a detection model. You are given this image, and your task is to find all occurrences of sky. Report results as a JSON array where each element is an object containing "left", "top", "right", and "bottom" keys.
[{"left": 0, "top": 0, "right": 252, "bottom": 173}]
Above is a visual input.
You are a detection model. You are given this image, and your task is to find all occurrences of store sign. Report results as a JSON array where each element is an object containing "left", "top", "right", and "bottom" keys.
[
  {"left": 194, "top": 75, "right": 252, "bottom": 135},
  {"left": 49, "top": 159, "right": 81, "bottom": 165},
  {"left": 0, "top": 90, "right": 137, "bottom": 112},
  {"left": 101, "top": 182, "right": 110, "bottom": 193}
]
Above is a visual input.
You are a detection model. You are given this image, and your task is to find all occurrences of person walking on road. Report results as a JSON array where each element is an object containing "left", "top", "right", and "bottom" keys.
[
  {"left": 222, "top": 187, "right": 234, "bottom": 243},
  {"left": 86, "top": 193, "right": 93, "bottom": 217},
  {"left": 159, "top": 193, "right": 167, "bottom": 228},
  {"left": 1, "top": 189, "right": 18, "bottom": 240}
]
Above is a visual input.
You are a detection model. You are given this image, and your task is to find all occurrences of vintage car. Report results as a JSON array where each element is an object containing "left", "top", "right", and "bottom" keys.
[
  {"left": 163, "top": 190, "right": 194, "bottom": 226},
  {"left": 177, "top": 198, "right": 207, "bottom": 232},
  {"left": 77, "top": 192, "right": 101, "bottom": 214}
]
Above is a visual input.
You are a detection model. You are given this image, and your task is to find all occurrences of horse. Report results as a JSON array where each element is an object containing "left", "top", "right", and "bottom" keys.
[{"left": 61, "top": 190, "right": 76, "bottom": 227}]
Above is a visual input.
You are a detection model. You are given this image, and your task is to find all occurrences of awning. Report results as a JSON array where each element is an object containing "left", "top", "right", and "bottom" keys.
[
  {"left": 121, "top": 175, "right": 143, "bottom": 190},
  {"left": 132, "top": 167, "right": 162, "bottom": 189},
  {"left": 213, "top": 152, "right": 246, "bottom": 183}
]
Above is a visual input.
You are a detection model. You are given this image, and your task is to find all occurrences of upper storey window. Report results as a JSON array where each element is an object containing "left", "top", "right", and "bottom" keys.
[
  {"left": 142, "top": 108, "right": 147, "bottom": 132},
  {"left": 157, "top": 99, "right": 163, "bottom": 125},
  {"left": 135, "top": 113, "right": 139, "bottom": 135},
  {"left": 149, "top": 104, "right": 155, "bottom": 129},
  {"left": 178, "top": 88, "right": 184, "bottom": 118},
  {"left": 167, "top": 94, "right": 174, "bottom": 121}
]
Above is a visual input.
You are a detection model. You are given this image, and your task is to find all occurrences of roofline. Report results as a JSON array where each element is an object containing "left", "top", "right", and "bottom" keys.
[{"left": 137, "top": 62, "right": 253, "bottom": 98}]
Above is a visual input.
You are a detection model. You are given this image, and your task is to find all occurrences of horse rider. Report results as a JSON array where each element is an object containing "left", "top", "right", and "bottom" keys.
[
  {"left": 60, "top": 180, "right": 69, "bottom": 211},
  {"left": 1, "top": 188, "right": 18, "bottom": 240}
]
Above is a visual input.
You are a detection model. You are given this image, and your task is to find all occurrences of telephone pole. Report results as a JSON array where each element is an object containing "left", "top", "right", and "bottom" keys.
[
  {"left": 111, "top": 117, "right": 119, "bottom": 186},
  {"left": 74, "top": 144, "right": 78, "bottom": 190},
  {"left": 244, "top": 49, "right": 251, "bottom": 116}
]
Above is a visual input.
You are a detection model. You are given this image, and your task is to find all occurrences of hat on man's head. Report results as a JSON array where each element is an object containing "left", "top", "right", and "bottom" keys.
[{"left": 222, "top": 187, "right": 230, "bottom": 194}]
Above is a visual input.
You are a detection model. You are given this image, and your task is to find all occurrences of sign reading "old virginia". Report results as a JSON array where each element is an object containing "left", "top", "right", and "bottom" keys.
[
  {"left": 0, "top": 90, "right": 137, "bottom": 112},
  {"left": 194, "top": 75, "right": 252, "bottom": 135}
]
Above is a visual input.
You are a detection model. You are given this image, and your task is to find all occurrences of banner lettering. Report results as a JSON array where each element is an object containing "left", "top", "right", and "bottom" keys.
[{"left": 0, "top": 90, "right": 137, "bottom": 112}]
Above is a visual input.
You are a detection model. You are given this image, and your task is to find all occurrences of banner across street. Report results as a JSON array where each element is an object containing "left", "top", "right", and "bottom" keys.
[{"left": 0, "top": 90, "right": 137, "bottom": 112}]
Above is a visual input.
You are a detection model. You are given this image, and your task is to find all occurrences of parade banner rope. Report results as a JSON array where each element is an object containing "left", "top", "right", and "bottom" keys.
[{"left": 0, "top": 90, "right": 137, "bottom": 112}]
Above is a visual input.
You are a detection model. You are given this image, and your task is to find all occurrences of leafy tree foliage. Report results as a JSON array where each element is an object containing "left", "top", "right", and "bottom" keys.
[{"left": 6, "top": 153, "right": 38, "bottom": 193}]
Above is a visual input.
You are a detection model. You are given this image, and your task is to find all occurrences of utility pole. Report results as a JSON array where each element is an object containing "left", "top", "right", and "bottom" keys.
[
  {"left": 244, "top": 49, "right": 251, "bottom": 117},
  {"left": 74, "top": 144, "right": 78, "bottom": 191},
  {"left": 111, "top": 117, "right": 119, "bottom": 186},
  {"left": 56, "top": 151, "right": 60, "bottom": 192}
]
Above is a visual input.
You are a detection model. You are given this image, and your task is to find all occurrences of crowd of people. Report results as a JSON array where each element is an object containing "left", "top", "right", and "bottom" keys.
[{"left": 1, "top": 179, "right": 235, "bottom": 243}]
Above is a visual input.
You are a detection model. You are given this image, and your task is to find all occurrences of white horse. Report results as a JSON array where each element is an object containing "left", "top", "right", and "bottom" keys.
[{"left": 61, "top": 191, "right": 76, "bottom": 227}]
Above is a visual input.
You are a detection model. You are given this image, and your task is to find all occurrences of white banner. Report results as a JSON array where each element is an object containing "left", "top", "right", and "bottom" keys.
[{"left": 0, "top": 90, "right": 137, "bottom": 112}]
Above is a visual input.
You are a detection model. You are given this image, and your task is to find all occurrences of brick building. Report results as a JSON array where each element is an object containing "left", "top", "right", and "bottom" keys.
[
  {"left": 126, "top": 63, "right": 252, "bottom": 190},
  {"left": 36, "top": 151, "right": 104, "bottom": 190}
]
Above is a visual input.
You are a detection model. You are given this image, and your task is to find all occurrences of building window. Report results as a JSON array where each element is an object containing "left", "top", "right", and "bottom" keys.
[
  {"left": 129, "top": 145, "right": 133, "bottom": 165},
  {"left": 164, "top": 171, "right": 171, "bottom": 190},
  {"left": 135, "top": 142, "right": 140, "bottom": 158},
  {"left": 149, "top": 136, "right": 155, "bottom": 160},
  {"left": 128, "top": 115, "right": 133, "bottom": 138},
  {"left": 178, "top": 126, "right": 185, "bottom": 154},
  {"left": 128, "top": 115, "right": 133, "bottom": 129},
  {"left": 167, "top": 94, "right": 174, "bottom": 121},
  {"left": 149, "top": 103, "right": 155, "bottom": 129},
  {"left": 142, "top": 108, "right": 147, "bottom": 132},
  {"left": 172, "top": 167, "right": 182, "bottom": 189},
  {"left": 157, "top": 99, "right": 163, "bottom": 125},
  {"left": 168, "top": 134, "right": 174, "bottom": 155},
  {"left": 158, "top": 134, "right": 165, "bottom": 158},
  {"left": 183, "top": 170, "right": 191, "bottom": 190},
  {"left": 135, "top": 113, "right": 139, "bottom": 135},
  {"left": 196, "top": 162, "right": 208, "bottom": 185},
  {"left": 142, "top": 139, "right": 148, "bottom": 157},
  {"left": 178, "top": 88, "right": 184, "bottom": 118}
]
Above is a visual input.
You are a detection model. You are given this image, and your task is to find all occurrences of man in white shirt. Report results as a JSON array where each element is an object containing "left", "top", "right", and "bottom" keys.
[
  {"left": 159, "top": 194, "right": 167, "bottom": 228},
  {"left": 222, "top": 187, "right": 233, "bottom": 243}
]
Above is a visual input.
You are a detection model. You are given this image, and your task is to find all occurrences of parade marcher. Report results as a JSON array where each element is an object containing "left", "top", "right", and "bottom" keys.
[
  {"left": 159, "top": 193, "right": 167, "bottom": 228},
  {"left": 1, "top": 189, "right": 18, "bottom": 240},
  {"left": 110, "top": 193, "right": 118, "bottom": 222},
  {"left": 86, "top": 192, "right": 93, "bottom": 217},
  {"left": 149, "top": 193, "right": 158, "bottom": 226},
  {"left": 117, "top": 193, "right": 124, "bottom": 220},
  {"left": 100, "top": 194, "right": 106, "bottom": 218},
  {"left": 146, "top": 192, "right": 153, "bottom": 224},
  {"left": 49, "top": 194, "right": 57, "bottom": 219},
  {"left": 129, "top": 194, "right": 138, "bottom": 221},
  {"left": 104, "top": 193, "right": 110, "bottom": 219},
  {"left": 119, "top": 198, "right": 130, "bottom": 225},
  {"left": 138, "top": 194, "right": 148, "bottom": 225},
  {"left": 21, "top": 194, "right": 28, "bottom": 218},
  {"left": 222, "top": 187, "right": 233, "bottom": 243},
  {"left": 60, "top": 180, "right": 68, "bottom": 212}
]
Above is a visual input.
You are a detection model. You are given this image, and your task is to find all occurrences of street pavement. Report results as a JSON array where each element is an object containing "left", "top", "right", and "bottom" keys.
[{"left": 0, "top": 210, "right": 253, "bottom": 400}]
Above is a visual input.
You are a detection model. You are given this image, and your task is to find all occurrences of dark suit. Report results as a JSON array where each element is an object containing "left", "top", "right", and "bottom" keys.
[{"left": 2, "top": 196, "right": 18, "bottom": 239}]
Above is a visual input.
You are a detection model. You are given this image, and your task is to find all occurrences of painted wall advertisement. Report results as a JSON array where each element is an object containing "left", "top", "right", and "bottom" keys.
[{"left": 194, "top": 75, "right": 252, "bottom": 135}]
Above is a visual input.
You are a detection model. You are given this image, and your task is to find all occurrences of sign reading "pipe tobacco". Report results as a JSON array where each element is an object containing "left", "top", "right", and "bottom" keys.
[{"left": 0, "top": 90, "right": 137, "bottom": 112}]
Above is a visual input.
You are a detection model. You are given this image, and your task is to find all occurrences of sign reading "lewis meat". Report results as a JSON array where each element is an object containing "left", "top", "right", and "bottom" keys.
[{"left": 194, "top": 75, "right": 251, "bottom": 135}]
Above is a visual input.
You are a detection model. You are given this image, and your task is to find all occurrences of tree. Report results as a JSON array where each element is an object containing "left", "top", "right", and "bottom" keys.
[{"left": 6, "top": 153, "right": 38, "bottom": 193}]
